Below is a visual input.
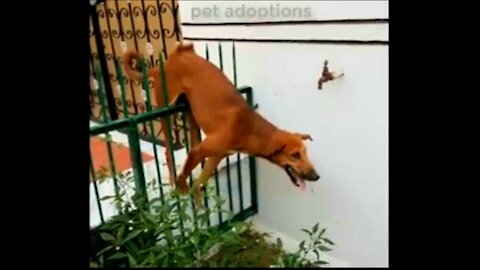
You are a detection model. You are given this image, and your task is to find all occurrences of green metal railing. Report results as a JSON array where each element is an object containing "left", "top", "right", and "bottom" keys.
[{"left": 90, "top": 42, "right": 258, "bottom": 230}]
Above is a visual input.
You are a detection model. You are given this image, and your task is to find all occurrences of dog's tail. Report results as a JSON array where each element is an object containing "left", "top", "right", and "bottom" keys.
[
  {"left": 174, "top": 40, "right": 195, "bottom": 53},
  {"left": 121, "top": 50, "right": 148, "bottom": 82}
]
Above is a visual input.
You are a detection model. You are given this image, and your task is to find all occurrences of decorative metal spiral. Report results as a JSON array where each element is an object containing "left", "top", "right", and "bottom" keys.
[
  {"left": 141, "top": 58, "right": 154, "bottom": 69},
  {"left": 130, "top": 80, "right": 142, "bottom": 87},
  {"left": 96, "top": 7, "right": 106, "bottom": 19},
  {"left": 106, "top": 9, "right": 122, "bottom": 39},
  {"left": 110, "top": 29, "right": 122, "bottom": 39},
  {"left": 136, "top": 103, "right": 146, "bottom": 113},
  {"left": 120, "top": 76, "right": 130, "bottom": 86},
  {"left": 145, "top": 4, "right": 161, "bottom": 39},
  {"left": 90, "top": 0, "right": 184, "bottom": 136},
  {"left": 117, "top": 7, "right": 134, "bottom": 39},
  {"left": 91, "top": 53, "right": 99, "bottom": 61},
  {"left": 119, "top": 7, "right": 130, "bottom": 19},
  {"left": 114, "top": 98, "right": 123, "bottom": 107},
  {"left": 101, "top": 30, "right": 109, "bottom": 39},
  {"left": 131, "top": 6, "right": 148, "bottom": 39},
  {"left": 158, "top": 2, "right": 178, "bottom": 39},
  {"left": 140, "top": 128, "right": 149, "bottom": 137},
  {"left": 122, "top": 99, "right": 131, "bottom": 108},
  {"left": 109, "top": 73, "right": 119, "bottom": 82},
  {"left": 147, "top": 78, "right": 155, "bottom": 90}
]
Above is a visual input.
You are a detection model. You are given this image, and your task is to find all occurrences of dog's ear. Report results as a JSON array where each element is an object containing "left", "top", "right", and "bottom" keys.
[
  {"left": 295, "top": 133, "right": 313, "bottom": 141},
  {"left": 267, "top": 144, "right": 286, "bottom": 159},
  {"left": 262, "top": 134, "right": 287, "bottom": 161}
]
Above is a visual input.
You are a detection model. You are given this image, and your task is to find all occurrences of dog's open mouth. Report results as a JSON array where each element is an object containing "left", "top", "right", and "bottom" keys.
[{"left": 285, "top": 166, "right": 307, "bottom": 191}]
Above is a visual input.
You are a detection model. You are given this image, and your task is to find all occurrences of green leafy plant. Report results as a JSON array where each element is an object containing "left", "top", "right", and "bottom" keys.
[
  {"left": 90, "top": 170, "right": 334, "bottom": 268},
  {"left": 271, "top": 223, "right": 334, "bottom": 268},
  {"left": 90, "top": 171, "right": 255, "bottom": 267}
]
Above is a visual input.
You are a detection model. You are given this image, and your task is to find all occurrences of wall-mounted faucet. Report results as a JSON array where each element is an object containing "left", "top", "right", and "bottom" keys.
[{"left": 318, "top": 60, "right": 344, "bottom": 90}]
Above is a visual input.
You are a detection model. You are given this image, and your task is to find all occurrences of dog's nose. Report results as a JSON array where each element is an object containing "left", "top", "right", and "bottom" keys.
[{"left": 305, "top": 170, "right": 320, "bottom": 181}]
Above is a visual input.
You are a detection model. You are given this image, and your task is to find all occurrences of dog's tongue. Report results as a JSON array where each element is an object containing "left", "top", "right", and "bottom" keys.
[{"left": 298, "top": 179, "right": 307, "bottom": 191}]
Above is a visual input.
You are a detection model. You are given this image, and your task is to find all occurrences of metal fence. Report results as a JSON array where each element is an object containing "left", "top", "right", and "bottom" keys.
[
  {"left": 89, "top": 60, "right": 258, "bottom": 229},
  {"left": 89, "top": 0, "right": 184, "bottom": 149},
  {"left": 89, "top": 0, "right": 258, "bottom": 233}
]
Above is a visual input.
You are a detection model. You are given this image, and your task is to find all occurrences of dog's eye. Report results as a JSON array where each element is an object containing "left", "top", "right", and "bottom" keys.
[{"left": 291, "top": 152, "right": 301, "bottom": 159}]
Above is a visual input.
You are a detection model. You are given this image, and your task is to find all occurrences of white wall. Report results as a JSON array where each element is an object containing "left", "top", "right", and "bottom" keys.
[
  {"left": 180, "top": 0, "right": 388, "bottom": 23},
  {"left": 179, "top": 0, "right": 389, "bottom": 267}
]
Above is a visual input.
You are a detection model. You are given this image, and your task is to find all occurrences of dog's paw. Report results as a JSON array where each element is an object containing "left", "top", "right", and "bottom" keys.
[
  {"left": 178, "top": 184, "right": 189, "bottom": 194},
  {"left": 193, "top": 192, "right": 203, "bottom": 209},
  {"left": 174, "top": 175, "right": 190, "bottom": 194}
]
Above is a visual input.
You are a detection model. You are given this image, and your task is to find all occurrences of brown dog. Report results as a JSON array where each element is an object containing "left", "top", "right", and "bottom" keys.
[
  {"left": 123, "top": 41, "right": 320, "bottom": 205},
  {"left": 122, "top": 46, "right": 202, "bottom": 187}
]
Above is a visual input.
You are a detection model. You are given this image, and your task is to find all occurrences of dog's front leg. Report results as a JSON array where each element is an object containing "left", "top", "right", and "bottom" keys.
[{"left": 176, "top": 134, "right": 229, "bottom": 194}]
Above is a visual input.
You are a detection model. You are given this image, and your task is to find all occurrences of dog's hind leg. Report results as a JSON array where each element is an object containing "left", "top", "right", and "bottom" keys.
[
  {"left": 161, "top": 117, "right": 177, "bottom": 188},
  {"left": 192, "top": 155, "right": 225, "bottom": 206},
  {"left": 186, "top": 111, "right": 201, "bottom": 148}
]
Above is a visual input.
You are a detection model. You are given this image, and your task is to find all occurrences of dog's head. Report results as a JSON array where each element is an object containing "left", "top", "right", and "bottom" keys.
[{"left": 265, "top": 131, "right": 320, "bottom": 191}]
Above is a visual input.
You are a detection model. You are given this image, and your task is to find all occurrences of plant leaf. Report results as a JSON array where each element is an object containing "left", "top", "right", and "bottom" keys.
[
  {"left": 314, "top": 260, "right": 329, "bottom": 265},
  {"left": 117, "top": 225, "right": 126, "bottom": 239},
  {"left": 301, "top": 228, "right": 311, "bottom": 236},
  {"left": 161, "top": 256, "right": 169, "bottom": 267},
  {"left": 318, "top": 246, "right": 332, "bottom": 252},
  {"left": 122, "top": 229, "right": 142, "bottom": 243},
  {"left": 95, "top": 245, "right": 114, "bottom": 256},
  {"left": 276, "top": 237, "right": 283, "bottom": 249},
  {"left": 313, "top": 249, "right": 320, "bottom": 260},
  {"left": 312, "top": 223, "right": 319, "bottom": 234},
  {"left": 319, "top": 228, "right": 326, "bottom": 236},
  {"left": 299, "top": 240, "right": 306, "bottom": 250},
  {"left": 100, "top": 195, "right": 116, "bottom": 201},
  {"left": 108, "top": 252, "right": 127, "bottom": 260},
  {"left": 143, "top": 211, "right": 157, "bottom": 224},
  {"left": 100, "top": 232, "right": 116, "bottom": 242},
  {"left": 164, "top": 229, "right": 174, "bottom": 243},
  {"left": 323, "top": 237, "right": 334, "bottom": 245},
  {"left": 127, "top": 253, "right": 138, "bottom": 266}
]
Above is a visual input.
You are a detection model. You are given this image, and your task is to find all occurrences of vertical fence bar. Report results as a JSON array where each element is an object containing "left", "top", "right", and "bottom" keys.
[
  {"left": 90, "top": 153, "right": 105, "bottom": 225},
  {"left": 125, "top": 0, "right": 149, "bottom": 137},
  {"left": 140, "top": 0, "right": 156, "bottom": 67},
  {"left": 115, "top": 60, "right": 130, "bottom": 118},
  {"left": 116, "top": 0, "right": 141, "bottom": 122},
  {"left": 102, "top": 0, "right": 121, "bottom": 110},
  {"left": 139, "top": 58, "right": 165, "bottom": 203},
  {"left": 180, "top": 111, "right": 198, "bottom": 226},
  {"left": 218, "top": 43, "right": 234, "bottom": 212},
  {"left": 156, "top": 0, "right": 181, "bottom": 147},
  {"left": 126, "top": 0, "right": 141, "bottom": 115},
  {"left": 232, "top": 42, "right": 244, "bottom": 212},
  {"left": 170, "top": 0, "right": 181, "bottom": 42},
  {"left": 127, "top": 118, "right": 148, "bottom": 204},
  {"left": 197, "top": 44, "right": 211, "bottom": 226},
  {"left": 246, "top": 88, "right": 258, "bottom": 213},
  {"left": 156, "top": 0, "right": 169, "bottom": 60},
  {"left": 90, "top": 2, "right": 118, "bottom": 121},
  {"left": 157, "top": 54, "right": 177, "bottom": 179},
  {"left": 205, "top": 44, "right": 223, "bottom": 224},
  {"left": 157, "top": 53, "right": 185, "bottom": 234},
  {"left": 95, "top": 65, "right": 121, "bottom": 211}
]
